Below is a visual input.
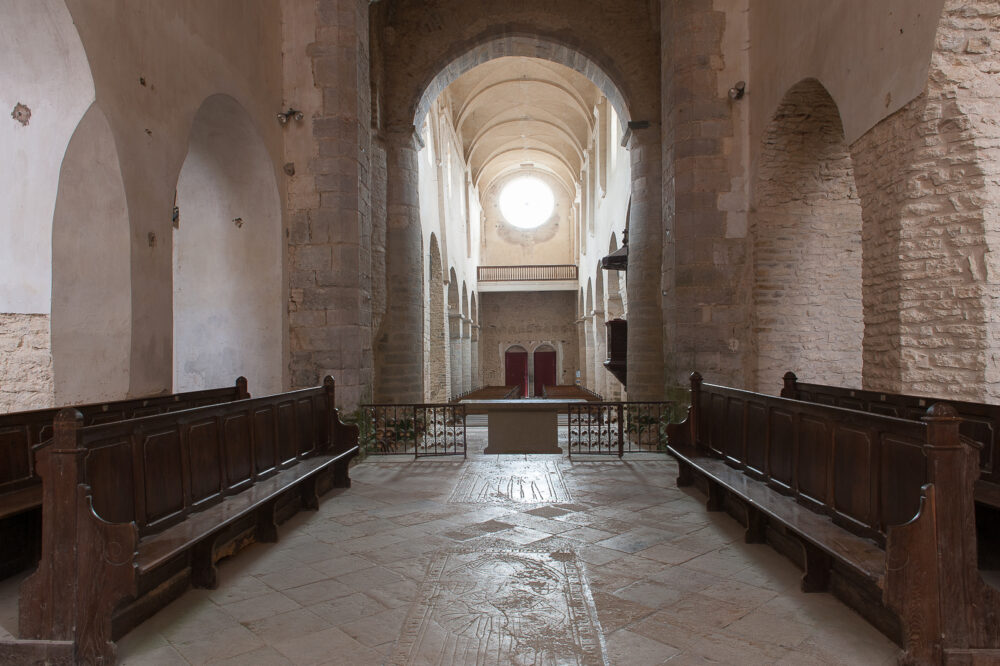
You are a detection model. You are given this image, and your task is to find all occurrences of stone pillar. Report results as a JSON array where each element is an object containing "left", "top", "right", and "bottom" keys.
[
  {"left": 592, "top": 308, "right": 607, "bottom": 398},
  {"left": 290, "top": 0, "right": 373, "bottom": 409},
  {"left": 461, "top": 317, "right": 472, "bottom": 394},
  {"left": 626, "top": 127, "right": 665, "bottom": 400},
  {"left": 448, "top": 310, "right": 462, "bottom": 399},
  {"left": 576, "top": 317, "right": 589, "bottom": 388},
  {"left": 373, "top": 128, "right": 423, "bottom": 403},
  {"left": 471, "top": 325, "right": 480, "bottom": 390},
  {"left": 582, "top": 313, "right": 595, "bottom": 392}
]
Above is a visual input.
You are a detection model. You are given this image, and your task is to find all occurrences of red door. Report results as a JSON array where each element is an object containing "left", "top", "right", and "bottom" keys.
[
  {"left": 504, "top": 349, "right": 528, "bottom": 397},
  {"left": 533, "top": 350, "right": 557, "bottom": 397}
]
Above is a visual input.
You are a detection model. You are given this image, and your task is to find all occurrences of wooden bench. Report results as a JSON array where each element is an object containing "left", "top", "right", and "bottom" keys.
[
  {"left": 1, "top": 377, "right": 358, "bottom": 665},
  {"left": 542, "top": 385, "right": 604, "bottom": 401},
  {"left": 667, "top": 372, "right": 1000, "bottom": 664},
  {"left": 781, "top": 371, "right": 1000, "bottom": 510},
  {"left": 0, "top": 378, "right": 250, "bottom": 578}
]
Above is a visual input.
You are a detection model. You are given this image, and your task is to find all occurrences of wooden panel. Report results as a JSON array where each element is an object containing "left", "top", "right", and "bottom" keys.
[
  {"left": 722, "top": 397, "right": 745, "bottom": 462},
  {"left": 85, "top": 441, "right": 135, "bottom": 524},
  {"left": 141, "top": 428, "right": 185, "bottom": 529},
  {"left": 880, "top": 435, "right": 926, "bottom": 529},
  {"left": 187, "top": 418, "right": 222, "bottom": 507},
  {"left": 296, "top": 398, "right": 316, "bottom": 457},
  {"left": 768, "top": 409, "right": 794, "bottom": 490},
  {"left": 313, "top": 394, "right": 329, "bottom": 449},
  {"left": 277, "top": 402, "right": 297, "bottom": 466},
  {"left": 253, "top": 407, "right": 276, "bottom": 475},
  {"left": 832, "top": 426, "right": 873, "bottom": 529},
  {"left": 959, "top": 417, "right": 994, "bottom": 474},
  {"left": 708, "top": 394, "right": 726, "bottom": 457},
  {"left": 744, "top": 402, "right": 767, "bottom": 476},
  {"left": 797, "top": 416, "right": 829, "bottom": 507},
  {"left": 0, "top": 428, "right": 31, "bottom": 486},
  {"left": 223, "top": 413, "right": 253, "bottom": 489}
]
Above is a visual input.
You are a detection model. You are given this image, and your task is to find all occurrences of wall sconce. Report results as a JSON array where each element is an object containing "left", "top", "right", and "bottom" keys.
[
  {"left": 728, "top": 81, "right": 746, "bottom": 100},
  {"left": 277, "top": 108, "right": 304, "bottom": 125}
]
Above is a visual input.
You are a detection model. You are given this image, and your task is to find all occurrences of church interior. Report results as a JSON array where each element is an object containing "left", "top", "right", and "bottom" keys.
[{"left": 2, "top": 0, "right": 1000, "bottom": 663}]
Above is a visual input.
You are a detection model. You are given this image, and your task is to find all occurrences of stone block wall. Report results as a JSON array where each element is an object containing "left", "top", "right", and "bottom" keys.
[
  {"left": 752, "top": 79, "right": 863, "bottom": 393},
  {"left": 479, "top": 291, "right": 579, "bottom": 390},
  {"left": 0, "top": 314, "right": 53, "bottom": 411}
]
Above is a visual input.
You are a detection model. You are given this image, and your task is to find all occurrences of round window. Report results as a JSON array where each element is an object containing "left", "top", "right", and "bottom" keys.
[{"left": 498, "top": 176, "right": 555, "bottom": 230}]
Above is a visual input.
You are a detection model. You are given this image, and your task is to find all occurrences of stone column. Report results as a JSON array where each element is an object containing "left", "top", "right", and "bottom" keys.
[
  {"left": 373, "top": 128, "right": 423, "bottom": 403},
  {"left": 291, "top": 0, "right": 373, "bottom": 409},
  {"left": 461, "top": 317, "right": 472, "bottom": 394},
  {"left": 448, "top": 310, "right": 462, "bottom": 399},
  {"left": 592, "top": 308, "right": 607, "bottom": 398},
  {"left": 471, "top": 324, "right": 480, "bottom": 390},
  {"left": 576, "top": 317, "right": 589, "bottom": 388},
  {"left": 626, "top": 127, "right": 665, "bottom": 400},
  {"left": 582, "top": 313, "right": 595, "bottom": 392}
]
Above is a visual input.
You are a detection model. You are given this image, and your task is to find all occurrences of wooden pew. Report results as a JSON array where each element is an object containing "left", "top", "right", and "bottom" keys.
[
  {"left": 780, "top": 371, "right": 1000, "bottom": 510},
  {"left": 541, "top": 385, "right": 603, "bottom": 401},
  {"left": 0, "top": 378, "right": 250, "bottom": 578},
  {"left": 0, "top": 377, "right": 358, "bottom": 665},
  {"left": 667, "top": 372, "right": 1000, "bottom": 664}
]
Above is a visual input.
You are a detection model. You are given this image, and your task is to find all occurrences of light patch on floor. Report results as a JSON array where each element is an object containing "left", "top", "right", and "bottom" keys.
[
  {"left": 448, "top": 460, "right": 571, "bottom": 503},
  {"left": 389, "top": 548, "right": 606, "bottom": 665}
]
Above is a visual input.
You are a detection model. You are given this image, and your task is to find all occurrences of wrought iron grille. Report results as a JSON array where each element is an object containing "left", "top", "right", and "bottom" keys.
[
  {"left": 361, "top": 404, "right": 467, "bottom": 458},
  {"left": 567, "top": 402, "right": 674, "bottom": 456}
]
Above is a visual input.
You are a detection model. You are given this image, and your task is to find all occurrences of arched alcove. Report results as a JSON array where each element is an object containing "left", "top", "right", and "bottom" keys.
[
  {"left": 470, "top": 291, "right": 480, "bottom": 389},
  {"left": 51, "top": 105, "right": 131, "bottom": 404},
  {"left": 504, "top": 344, "right": 529, "bottom": 396},
  {"left": 460, "top": 280, "right": 471, "bottom": 394},
  {"left": 174, "top": 94, "right": 282, "bottom": 394},
  {"left": 425, "top": 234, "right": 447, "bottom": 401},
  {"left": 0, "top": 0, "right": 95, "bottom": 410},
  {"left": 447, "top": 267, "right": 461, "bottom": 398},
  {"left": 753, "top": 78, "right": 863, "bottom": 393}
]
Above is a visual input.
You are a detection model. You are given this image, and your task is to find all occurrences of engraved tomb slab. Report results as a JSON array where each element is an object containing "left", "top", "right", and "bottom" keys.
[{"left": 449, "top": 461, "right": 571, "bottom": 503}]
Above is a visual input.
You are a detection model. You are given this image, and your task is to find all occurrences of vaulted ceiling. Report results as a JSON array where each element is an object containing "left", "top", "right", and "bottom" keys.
[{"left": 441, "top": 57, "right": 604, "bottom": 199}]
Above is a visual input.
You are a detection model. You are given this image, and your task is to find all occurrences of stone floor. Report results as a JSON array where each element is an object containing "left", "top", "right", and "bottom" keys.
[{"left": 1, "top": 428, "right": 900, "bottom": 665}]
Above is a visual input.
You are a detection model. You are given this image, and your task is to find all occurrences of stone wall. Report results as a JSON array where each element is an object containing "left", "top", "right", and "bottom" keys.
[
  {"left": 0, "top": 314, "right": 53, "bottom": 411},
  {"left": 752, "top": 79, "right": 863, "bottom": 393},
  {"left": 851, "top": 0, "right": 999, "bottom": 401},
  {"left": 479, "top": 292, "right": 579, "bottom": 390}
]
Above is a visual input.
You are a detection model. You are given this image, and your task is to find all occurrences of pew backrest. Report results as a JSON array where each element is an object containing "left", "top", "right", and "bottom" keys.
[
  {"left": 0, "top": 378, "right": 249, "bottom": 498},
  {"left": 77, "top": 380, "right": 336, "bottom": 537},
  {"left": 692, "top": 378, "right": 930, "bottom": 545},
  {"left": 782, "top": 373, "right": 1000, "bottom": 489}
]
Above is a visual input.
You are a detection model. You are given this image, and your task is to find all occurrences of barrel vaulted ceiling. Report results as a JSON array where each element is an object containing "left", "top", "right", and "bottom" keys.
[{"left": 440, "top": 57, "right": 604, "bottom": 199}]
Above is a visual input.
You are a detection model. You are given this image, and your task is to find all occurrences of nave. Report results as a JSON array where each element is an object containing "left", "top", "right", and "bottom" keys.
[{"left": 0, "top": 429, "right": 897, "bottom": 665}]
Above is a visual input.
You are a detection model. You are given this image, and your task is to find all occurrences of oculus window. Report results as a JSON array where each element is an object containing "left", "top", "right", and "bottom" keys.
[{"left": 499, "top": 176, "right": 554, "bottom": 230}]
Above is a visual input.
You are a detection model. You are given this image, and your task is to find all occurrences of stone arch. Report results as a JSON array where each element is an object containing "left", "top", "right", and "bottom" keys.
[
  {"left": 0, "top": 0, "right": 95, "bottom": 410},
  {"left": 413, "top": 35, "right": 631, "bottom": 137},
  {"left": 460, "top": 280, "right": 471, "bottom": 394},
  {"left": 447, "top": 267, "right": 461, "bottom": 397},
  {"left": 51, "top": 105, "right": 131, "bottom": 404},
  {"left": 425, "top": 234, "right": 448, "bottom": 402},
  {"left": 173, "top": 94, "right": 282, "bottom": 394},
  {"left": 593, "top": 265, "right": 607, "bottom": 398},
  {"left": 470, "top": 291, "right": 480, "bottom": 389},
  {"left": 752, "top": 78, "right": 863, "bottom": 393}
]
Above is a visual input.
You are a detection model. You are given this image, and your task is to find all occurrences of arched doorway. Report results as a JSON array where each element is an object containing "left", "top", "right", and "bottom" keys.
[
  {"left": 504, "top": 345, "right": 529, "bottom": 397},
  {"left": 533, "top": 344, "right": 557, "bottom": 397}
]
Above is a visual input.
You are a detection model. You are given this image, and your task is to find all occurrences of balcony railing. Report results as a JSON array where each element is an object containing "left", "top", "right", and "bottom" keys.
[{"left": 477, "top": 265, "right": 578, "bottom": 282}]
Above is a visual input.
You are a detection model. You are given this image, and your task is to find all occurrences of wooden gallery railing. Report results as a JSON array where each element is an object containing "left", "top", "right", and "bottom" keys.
[
  {"left": 477, "top": 264, "right": 578, "bottom": 282},
  {"left": 567, "top": 402, "right": 675, "bottom": 457},
  {"left": 361, "top": 404, "right": 467, "bottom": 458},
  {"left": 667, "top": 373, "right": 1000, "bottom": 664}
]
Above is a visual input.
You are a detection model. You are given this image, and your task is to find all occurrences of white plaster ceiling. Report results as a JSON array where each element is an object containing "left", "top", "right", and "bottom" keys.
[{"left": 443, "top": 57, "right": 603, "bottom": 198}]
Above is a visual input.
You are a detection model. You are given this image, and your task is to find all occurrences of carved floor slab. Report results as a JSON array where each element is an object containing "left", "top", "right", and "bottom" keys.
[
  {"left": 389, "top": 548, "right": 608, "bottom": 666},
  {"left": 448, "top": 461, "right": 571, "bottom": 504}
]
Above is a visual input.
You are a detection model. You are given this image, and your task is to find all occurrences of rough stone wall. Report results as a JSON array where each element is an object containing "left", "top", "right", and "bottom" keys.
[
  {"left": 425, "top": 238, "right": 448, "bottom": 402},
  {"left": 480, "top": 292, "right": 579, "bottom": 389},
  {"left": 0, "top": 314, "right": 53, "bottom": 411},
  {"left": 288, "top": 0, "right": 373, "bottom": 409},
  {"left": 752, "top": 79, "right": 864, "bottom": 393},
  {"left": 852, "top": 0, "right": 999, "bottom": 400},
  {"left": 661, "top": 0, "right": 750, "bottom": 387}
]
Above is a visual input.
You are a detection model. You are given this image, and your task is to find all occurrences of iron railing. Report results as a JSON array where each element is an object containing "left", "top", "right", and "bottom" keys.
[
  {"left": 360, "top": 404, "right": 467, "bottom": 458},
  {"left": 566, "top": 402, "right": 676, "bottom": 457},
  {"left": 477, "top": 265, "right": 578, "bottom": 282}
]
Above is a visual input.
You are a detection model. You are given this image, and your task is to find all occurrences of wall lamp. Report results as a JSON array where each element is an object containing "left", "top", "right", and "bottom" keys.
[
  {"left": 728, "top": 81, "right": 746, "bottom": 100},
  {"left": 277, "top": 108, "right": 304, "bottom": 125}
]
